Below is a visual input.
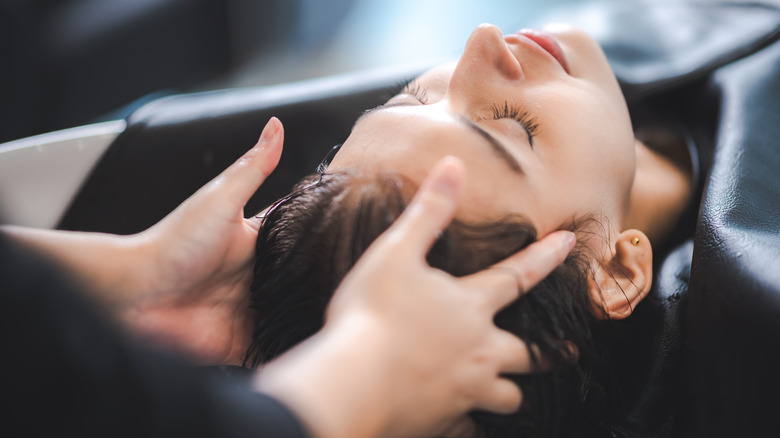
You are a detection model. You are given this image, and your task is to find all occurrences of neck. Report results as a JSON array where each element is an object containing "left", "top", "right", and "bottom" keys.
[{"left": 624, "top": 139, "right": 693, "bottom": 246}]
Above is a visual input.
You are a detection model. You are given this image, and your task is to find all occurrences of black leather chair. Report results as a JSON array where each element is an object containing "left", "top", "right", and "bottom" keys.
[{"left": 51, "top": 1, "right": 780, "bottom": 436}]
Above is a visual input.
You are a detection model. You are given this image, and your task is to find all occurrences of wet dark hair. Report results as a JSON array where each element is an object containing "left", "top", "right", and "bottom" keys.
[{"left": 246, "top": 170, "right": 652, "bottom": 438}]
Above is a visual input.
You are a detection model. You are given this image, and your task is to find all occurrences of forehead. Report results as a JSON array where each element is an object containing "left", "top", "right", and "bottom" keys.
[
  {"left": 328, "top": 105, "right": 530, "bottom": 223},
  {"left": 332, "top": 106, "right": 462, "bottom": 174}
]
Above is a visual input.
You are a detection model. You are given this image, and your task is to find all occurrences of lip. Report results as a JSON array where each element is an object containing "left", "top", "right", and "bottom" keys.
[{"left": 511, "top": 29, "right": 570, "bottom": 74}]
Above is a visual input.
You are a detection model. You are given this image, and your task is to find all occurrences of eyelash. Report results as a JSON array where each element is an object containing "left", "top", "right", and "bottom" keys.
[
  {"left": 400, "top": 79, "right": 429, "bottom": 104},
  {"left": 395, "top": 81, "right": 538, "bottom": 145},
  {"left": 490, "top": 102, "right": 539, "bottom": 145}
]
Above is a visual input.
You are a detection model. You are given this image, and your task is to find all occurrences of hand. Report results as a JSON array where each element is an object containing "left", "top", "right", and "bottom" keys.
[
  {"left": 123, "top": 117, "right": 284, "bottom": 365},
  {"left": 255, "top": 156, "right": 575, "bottom": 438}
]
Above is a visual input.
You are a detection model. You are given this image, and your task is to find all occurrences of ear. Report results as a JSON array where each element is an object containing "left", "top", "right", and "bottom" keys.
[{"left": 590, "top": 229, "right": 653, "bottom": 320}]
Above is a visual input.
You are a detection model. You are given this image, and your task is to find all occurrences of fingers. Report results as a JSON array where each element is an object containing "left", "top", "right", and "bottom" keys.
[
  {"left": 245, "top": 207, "right": 271, "bottom": 232},
  {"left": 214, "top": 117, "right": 284, "bottom": 207},
  {"left": 441, "top": 417, "right": 478, "bottom": 438},
  {"left": 382, "top": 156, "right": 464, "bottom": 257},
  {"left": 468, "top": 230, "right": 576, "bottom": 310},
  {"left": 474, "top": 377, "right": 523, "bottom": 414},
  {"left": 493, "top": 329, "right": 535, "bottom": 374},
  {"left": 495, "top": 230, "right": 576, "bottom": 293}
]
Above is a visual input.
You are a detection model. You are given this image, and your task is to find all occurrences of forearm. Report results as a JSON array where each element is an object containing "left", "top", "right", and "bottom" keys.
[{"left": 0, "top": 225, "right": 149, "bottom": 306}]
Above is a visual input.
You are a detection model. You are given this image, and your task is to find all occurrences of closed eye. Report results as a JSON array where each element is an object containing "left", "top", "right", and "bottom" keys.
[
  {"left": 400, "top": 79, "right": 430, "bottom": 104},
  {"left": 353, "top": 87, "right": 525, "bottom": 175},
  {"left": 490, "top": 102, "right": 539, "bottom": 147}
]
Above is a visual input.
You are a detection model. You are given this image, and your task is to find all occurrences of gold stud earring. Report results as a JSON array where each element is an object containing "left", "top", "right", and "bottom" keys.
[{"left": 631, "top": 237, "right": 640, "bottom": 246}]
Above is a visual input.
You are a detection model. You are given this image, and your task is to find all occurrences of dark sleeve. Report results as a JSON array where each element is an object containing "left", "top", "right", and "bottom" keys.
[{"left": 0, "top": 234, "right": 309, "bottom": 438}]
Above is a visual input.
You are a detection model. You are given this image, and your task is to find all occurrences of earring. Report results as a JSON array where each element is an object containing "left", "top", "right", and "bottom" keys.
[{"left": 631, "top": 237, "right": 640, "bottom": 246}]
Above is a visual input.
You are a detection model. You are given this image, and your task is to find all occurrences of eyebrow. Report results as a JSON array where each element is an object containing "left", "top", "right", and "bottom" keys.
[
  {"left": 357, "top": 102, "right": 524, "bottom": 175},
  {"left": 453, "top": 115, "right": 523, "bottom": 174}
]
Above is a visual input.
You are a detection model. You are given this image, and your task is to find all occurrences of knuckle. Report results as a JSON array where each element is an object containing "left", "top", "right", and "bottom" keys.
[
  {"left": 501, "top": 272, "right": 520, "bottom": 291},
  {"left": 238, "top": 148, "right": 259, "bottom": 164},
  {"left": 517, "top": 265, "right": 538, "bottom": 291},
  {"left": 486, "top": 268, "right": 516, "bottom": 289},
  {"left": 377, "top": 228, "right": 408, "bottom": 252}
]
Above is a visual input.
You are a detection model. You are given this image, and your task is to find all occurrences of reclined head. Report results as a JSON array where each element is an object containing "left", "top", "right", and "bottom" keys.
[{"left": 247, "top": 23, "right": 692, "bottom": 437}]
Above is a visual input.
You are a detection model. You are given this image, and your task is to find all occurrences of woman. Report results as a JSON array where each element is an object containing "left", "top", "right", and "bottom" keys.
[
  {"left": 245, "top": 24, "right": 697, "bottom": 437},
  {"left": 2, "top": 118, "right": 579, "bottom": 438}
]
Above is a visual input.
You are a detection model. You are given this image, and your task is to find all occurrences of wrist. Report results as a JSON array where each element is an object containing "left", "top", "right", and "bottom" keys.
[
  {"left": 1, "top": 226, "right": 147, "bottom": 304},
  {"left": 63, "top": 231, "right": 150, "bottom": 311},
  {"left": 108, "top": 231, "right": 157, "bottom": 303}
]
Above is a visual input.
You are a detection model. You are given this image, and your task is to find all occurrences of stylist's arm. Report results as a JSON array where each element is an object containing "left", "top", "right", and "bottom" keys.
[{"left": 256, "top": 156, "right": 576, "bottom": 438}]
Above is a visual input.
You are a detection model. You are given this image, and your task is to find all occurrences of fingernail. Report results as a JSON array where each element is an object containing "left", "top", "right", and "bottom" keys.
[
  {"left": 258, "top": 117, "right": 281, "bottom": 143},
  {"left": 561, "top": 231, "right": 576, "bottom": 251}
]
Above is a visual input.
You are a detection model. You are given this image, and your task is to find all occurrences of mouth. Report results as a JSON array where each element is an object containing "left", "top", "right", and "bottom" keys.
[{"left": 510, "top": 29, "right": 570, "bottom": 74}]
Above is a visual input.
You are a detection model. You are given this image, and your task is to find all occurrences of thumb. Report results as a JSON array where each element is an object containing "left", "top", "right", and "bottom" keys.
[
  {"left": 465, "top": 230, "right": 576, "bottom": 312},
  {"left": 382, "top": 156, "right": 464, "bottom": 258},
  {"left": 210, "top": 117, "right": 284, "bottom": 208}
]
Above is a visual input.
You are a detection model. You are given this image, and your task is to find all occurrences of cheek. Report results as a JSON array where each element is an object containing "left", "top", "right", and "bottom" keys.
[
  {"left": 586, "top": 92, "right": 636, "bottom": 190},
  {"left": 563, "top": 122, "right": 635, "bottom": 203},
  {"left": 549, "top": 84, "right": 634, "bottom": 164},
  {"left": 533, "top": 92, "right": 635, "bottom": 219}
]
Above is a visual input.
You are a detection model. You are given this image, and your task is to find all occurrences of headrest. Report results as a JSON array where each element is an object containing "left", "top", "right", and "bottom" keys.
[
  {"left": 59, "top": 66, "right": 426, "bottom": 234},
  {"left": 682, "top": 35, "right": 780, "bottom": 438},
  {"left": 572, "top": 1, "right": 780, "bottom": 100}
]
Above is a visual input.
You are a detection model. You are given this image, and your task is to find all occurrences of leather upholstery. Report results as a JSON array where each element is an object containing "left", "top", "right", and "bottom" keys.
[
  {"left": 58, "top": 2, "right": 780, "bottom": 436},
  {"left": 592, "top": 1, "right": 780, "bottom": 101},
  {"left": 59, "top": 67, "right": 427, "bottom": 234},
  {"left": 682, "top": 37, "right": 780, "bottom": 438}
]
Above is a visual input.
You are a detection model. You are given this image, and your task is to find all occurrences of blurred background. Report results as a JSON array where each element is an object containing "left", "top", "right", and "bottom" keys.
[{"left": 0, "top": 0, "right": 621, "bottom": 144}]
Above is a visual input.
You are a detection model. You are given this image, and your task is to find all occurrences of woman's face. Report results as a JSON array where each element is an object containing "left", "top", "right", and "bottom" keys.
[{"left": 328, "top": 23, "right": 636, "bottom": 237}]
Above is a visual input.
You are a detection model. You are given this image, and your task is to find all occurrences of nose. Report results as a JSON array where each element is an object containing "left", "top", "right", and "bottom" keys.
[{"left": 449, "top": 24, "right": 523, "bottom": 96}]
